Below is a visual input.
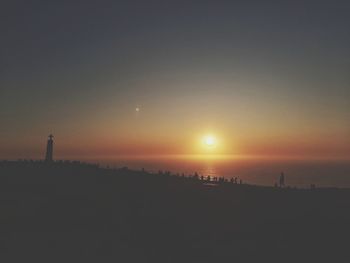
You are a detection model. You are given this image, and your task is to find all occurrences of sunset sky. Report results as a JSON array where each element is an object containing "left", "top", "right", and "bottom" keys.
[{"left": 1, "top": 1, "right": 349, "bottom": 159}]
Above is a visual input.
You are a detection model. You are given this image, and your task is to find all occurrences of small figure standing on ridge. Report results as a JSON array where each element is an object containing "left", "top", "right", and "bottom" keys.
[
  {"left": 45, "top": 134, "right": 54, "bottom": 162},
  {"left": 279, "top": 172, "right": 285, "bottom": 187}
]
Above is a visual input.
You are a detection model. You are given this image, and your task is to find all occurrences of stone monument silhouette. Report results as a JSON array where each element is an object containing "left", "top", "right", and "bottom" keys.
[{"left": 45, "top": 134, "right": 54, "bottom": 162}]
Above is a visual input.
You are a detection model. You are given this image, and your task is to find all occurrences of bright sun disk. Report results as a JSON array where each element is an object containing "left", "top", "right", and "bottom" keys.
[{"left": 204, "top": 135, "right": 216, "bottom": 147}]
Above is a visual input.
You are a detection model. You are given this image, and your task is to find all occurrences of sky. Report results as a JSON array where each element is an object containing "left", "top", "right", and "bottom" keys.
[{"left": 1, "top": 0, "right": 349, "bottom": 159}]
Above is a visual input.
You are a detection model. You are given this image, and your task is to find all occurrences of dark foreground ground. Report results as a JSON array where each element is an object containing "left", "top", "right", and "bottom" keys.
[{"left": 1, "top": 161, "right": 350, "bottom": 262}]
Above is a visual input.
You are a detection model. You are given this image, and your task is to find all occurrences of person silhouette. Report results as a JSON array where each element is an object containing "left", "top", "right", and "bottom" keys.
[
  {"left": 194, "top": 172, "right": 199, "bottom": 180},
  {"left": 279, "top": 172, "right": 285, "bottom": 187}
]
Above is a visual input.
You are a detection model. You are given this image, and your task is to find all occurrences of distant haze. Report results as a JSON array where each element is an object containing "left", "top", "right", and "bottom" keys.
[{"left": 1, "top": 1, "right": 349, "bottom": 159}]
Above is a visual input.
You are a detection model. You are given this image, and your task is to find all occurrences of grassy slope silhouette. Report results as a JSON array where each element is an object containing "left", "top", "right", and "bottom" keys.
[{"left": 1, "top": 161, "right": 349, "bottom": 262}]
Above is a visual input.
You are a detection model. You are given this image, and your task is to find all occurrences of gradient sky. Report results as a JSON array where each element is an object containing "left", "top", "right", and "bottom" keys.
[{"left": 1, "top": 0, "right": 349, "bottom": 159}]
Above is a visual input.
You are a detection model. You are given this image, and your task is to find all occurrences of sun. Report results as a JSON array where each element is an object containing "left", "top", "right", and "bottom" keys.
[
  {"left": 203, "top": 135, "right": 216, "bottom": 147},
  {"left": 196, "top": 133, "right": 227, "bottom": 155}
]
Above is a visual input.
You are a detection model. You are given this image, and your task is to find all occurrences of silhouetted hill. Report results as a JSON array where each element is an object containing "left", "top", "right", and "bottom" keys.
[{"left": 1, "top": 161, "right": 349, "bottom": 262}]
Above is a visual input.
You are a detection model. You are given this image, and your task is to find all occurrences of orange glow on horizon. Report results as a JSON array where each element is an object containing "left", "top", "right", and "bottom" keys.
[{"left": 0, "top": 125, "right": 349, "bottom": 161}]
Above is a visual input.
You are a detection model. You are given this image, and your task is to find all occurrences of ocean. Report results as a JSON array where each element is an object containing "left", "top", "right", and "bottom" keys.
[{"left": 78, "top": 156, "right": 350, "bottom": 189}]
